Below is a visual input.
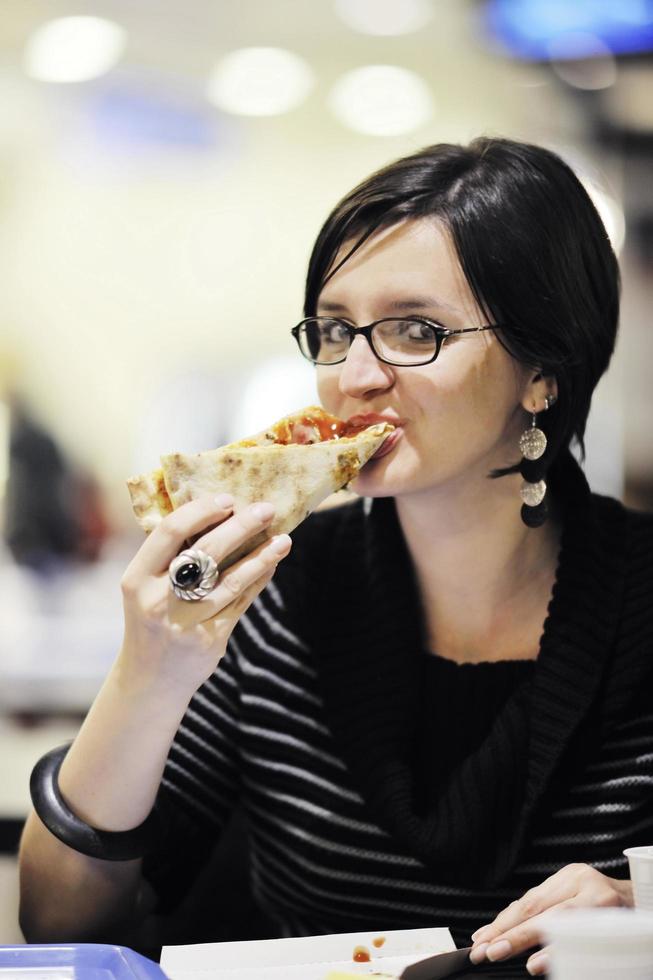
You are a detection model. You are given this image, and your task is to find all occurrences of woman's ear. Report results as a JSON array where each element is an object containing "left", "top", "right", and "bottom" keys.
[{"left": 521, "top": 372, "right": 558, "bottom": 414}]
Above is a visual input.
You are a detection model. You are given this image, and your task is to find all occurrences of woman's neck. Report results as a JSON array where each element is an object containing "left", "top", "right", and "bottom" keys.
[{"left": 395, "top": 471, "right": 561, "bottom": 664}]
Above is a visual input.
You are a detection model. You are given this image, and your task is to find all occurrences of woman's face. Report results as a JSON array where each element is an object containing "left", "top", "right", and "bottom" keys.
[{"left": 316, "top": 218, "right": 534, "bottom": 499}]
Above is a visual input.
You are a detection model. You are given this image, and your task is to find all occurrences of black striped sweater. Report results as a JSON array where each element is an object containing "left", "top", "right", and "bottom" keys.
[{"left": 143, "top": 453, "right": 653, "bottom": 948}]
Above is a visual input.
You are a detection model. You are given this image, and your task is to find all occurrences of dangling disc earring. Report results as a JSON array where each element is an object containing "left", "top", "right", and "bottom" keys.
[
  {"left": 519, "top": 408, "right": 547, "bottom": 461},
  {"left": 519, "top": 398, "right": 553, "bottom": 527}
]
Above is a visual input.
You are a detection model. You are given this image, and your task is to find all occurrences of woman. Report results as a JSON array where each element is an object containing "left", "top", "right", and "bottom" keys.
[{"left": 20, "top": 138, "right": 652, "bottom": 976}]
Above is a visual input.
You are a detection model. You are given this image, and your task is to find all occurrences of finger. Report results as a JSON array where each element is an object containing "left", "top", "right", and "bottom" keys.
[
  {"left": 221, "top": 560, "right": 280, "bottom": 621},
  {"left": 169, "top": 533, "right": 292, "bottom": 626},
  {"left": 161, "top": 564, "right": 280, "bottom": 670},
  {"left": 471, "top": 867, "right": 581, "bottom": 945},
  {"left": 200, "top": 560, "right": 283, "bottom": 656},
  {"left": 527, "top": 945, "right": 550, "bottom": 976},
  {"left": 483, "top": 899, "right": 577, "bottom": 962},
  {"left": 128, "top": 494, "right": 235, "bottom": 576},
  {"left": 193, "top": 501, "right": 276, "bottom": 567}
]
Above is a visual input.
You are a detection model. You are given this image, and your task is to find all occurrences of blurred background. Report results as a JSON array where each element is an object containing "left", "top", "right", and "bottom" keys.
[{"left": 0, "top": 0, "right": 652, "bottom": 942}]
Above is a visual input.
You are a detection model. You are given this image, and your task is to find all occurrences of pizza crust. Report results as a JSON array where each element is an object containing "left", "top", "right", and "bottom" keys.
[{"left": 126, "top": 468, "right": 173, "bottom": 533}]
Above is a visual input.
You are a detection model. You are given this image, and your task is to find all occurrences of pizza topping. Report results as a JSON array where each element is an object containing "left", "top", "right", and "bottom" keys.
[
  {"left": 268, "top": 408, "right": 391, "bottom": 446},
  {"left": 287, "top": 420, "right": 323, "bottom": 444}
]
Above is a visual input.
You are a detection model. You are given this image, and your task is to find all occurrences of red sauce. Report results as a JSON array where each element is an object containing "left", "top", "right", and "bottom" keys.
[
  {"left": 271, "top": 410, "right": 379, "bottom": 445},
  {"left": 372, "top": 936, "right": 386, "bottom": 948},
  {"left": 341, "top": 420, "right": 377, "bottom": 438},
  {"left": 352, "top": 946, "right": 371, "bottom": 962}
]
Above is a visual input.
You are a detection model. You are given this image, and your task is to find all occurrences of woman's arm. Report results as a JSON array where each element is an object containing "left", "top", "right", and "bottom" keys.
[
  {"left": 19, "top": 493, "right": 291, "bottom": 941},
  {"left": 18, "top": 658, "right": 192, "bottom": 941}
]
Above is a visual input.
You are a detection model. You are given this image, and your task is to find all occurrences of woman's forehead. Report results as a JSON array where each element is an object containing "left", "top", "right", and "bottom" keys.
[
  {"left": 335, "top": 216, "right": 447, "bottom": 262},
  {"left": 320, "top": 217, "right": 477, "bottom": 316}
]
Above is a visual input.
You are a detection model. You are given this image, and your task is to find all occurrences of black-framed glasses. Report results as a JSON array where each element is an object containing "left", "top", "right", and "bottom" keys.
[{"left": 291, "top": 316, "right": 498, "bottom": 367}]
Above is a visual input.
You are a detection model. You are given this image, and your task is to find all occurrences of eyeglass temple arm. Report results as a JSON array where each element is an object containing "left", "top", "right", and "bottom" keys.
[{"left": 444, "top": 324, "right": 497, "bottom": 336}]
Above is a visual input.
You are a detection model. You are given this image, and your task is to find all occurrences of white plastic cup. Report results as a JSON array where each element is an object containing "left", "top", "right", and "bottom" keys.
[
  {"left": 625, "top": 846, "right": 653, "bottom": 911},
  {"left": 542, "top": 908, "right": 653, "bottom": 980}
]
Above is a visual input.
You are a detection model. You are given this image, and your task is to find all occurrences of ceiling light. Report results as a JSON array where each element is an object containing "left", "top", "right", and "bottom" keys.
[
  {"left": 334, "top": 0, "right": 433, "bottom": 36},
  {"left": 328, "top": 65, "right": 433, "bottom": 136},
  {"left": 206, "top": 47, "right": 314, "bottom": 117},
  {"left": 24, "top": 16, "right": 126, "bottom": 83}
]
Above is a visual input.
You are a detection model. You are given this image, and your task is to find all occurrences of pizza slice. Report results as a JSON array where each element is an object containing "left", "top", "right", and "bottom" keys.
[{"left": 127, "top": 406, "right": 393, "bottom": 567}]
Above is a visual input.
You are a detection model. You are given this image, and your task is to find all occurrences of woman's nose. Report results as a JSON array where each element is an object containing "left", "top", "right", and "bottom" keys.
[{"left": 338, "top": 335, "right": 394, "bottom": 399}]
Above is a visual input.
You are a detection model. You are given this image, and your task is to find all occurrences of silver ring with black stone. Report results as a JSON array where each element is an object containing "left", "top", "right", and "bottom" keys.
[{"left": 169, "top": 548, "right": 219, "bottom": 601}]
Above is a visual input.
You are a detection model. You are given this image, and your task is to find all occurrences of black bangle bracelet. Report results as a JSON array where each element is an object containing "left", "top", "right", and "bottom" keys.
[{"left": 29, "top": 742, "right": 160, "bottom": 861}]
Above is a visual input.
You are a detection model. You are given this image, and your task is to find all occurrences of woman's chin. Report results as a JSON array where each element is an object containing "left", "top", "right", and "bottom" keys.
[{"left": 351, "top": 453, "right": 411, "bottom": 498}]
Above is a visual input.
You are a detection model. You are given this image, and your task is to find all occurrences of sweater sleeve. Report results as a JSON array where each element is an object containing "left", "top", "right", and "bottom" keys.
[{"left": 140, "top": 635, "right": 245, "bottom": 912}]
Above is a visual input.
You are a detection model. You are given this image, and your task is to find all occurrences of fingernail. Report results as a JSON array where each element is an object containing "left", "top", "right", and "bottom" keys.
[
  {"left": 469, "top": 943, "right": 489, "bottom": 965},
  {"left": 215, "top": 493, "right": 234, "bottom": 508},
  {"left": 252, "top": 502, "right": 274, "bottom": 522},
  {"left": 486, "top": 939, "right": 512, "bottom": 962},
  {"left": 471, "top": 927, "right": 490, "bottom": 942},
  {"left": 527, "top": 952, "right": 549, "bottom": 976},
  {"left": 270, "top": 534, "right": 291, "bottom": 555}
]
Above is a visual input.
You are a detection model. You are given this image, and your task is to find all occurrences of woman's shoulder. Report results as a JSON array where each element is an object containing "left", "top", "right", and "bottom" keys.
[
  {"left": 589, "top": 490, "right": 653, "bottom": 562},
  {"left": 554, "top": 454, "right": 653, "bottom": 559},
  {"left": 586, "top": 492, "right": 653, "bottom": 656}
]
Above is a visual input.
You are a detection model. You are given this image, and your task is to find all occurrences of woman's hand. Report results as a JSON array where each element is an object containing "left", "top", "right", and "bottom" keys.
[
  {"left": 469, "top": 864, "right": 633, "bottom": 975},
  {"left": 119, "top": 492, "right": 292, "bottom": 701}
]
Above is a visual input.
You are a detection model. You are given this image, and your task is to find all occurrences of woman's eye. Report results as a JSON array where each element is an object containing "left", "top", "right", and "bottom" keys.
[
  {"left": 321, "top": 321, "right": 349, "bottom": 345},
  {"left": 403, "top": 320, "right": 435, "bottom": 342},
  {"left": 329, "top": 325, "right": 349, "bottom": 343}
]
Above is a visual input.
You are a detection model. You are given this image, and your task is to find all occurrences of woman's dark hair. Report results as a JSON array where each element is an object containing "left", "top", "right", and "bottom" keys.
[{"left": 304, "top": 137, "right": 620, "bottom": 469}]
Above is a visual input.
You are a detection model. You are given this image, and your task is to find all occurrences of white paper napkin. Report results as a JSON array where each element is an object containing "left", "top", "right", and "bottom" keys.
[{"left": 160, "top": 927, "right": 455, "bottom": 980}]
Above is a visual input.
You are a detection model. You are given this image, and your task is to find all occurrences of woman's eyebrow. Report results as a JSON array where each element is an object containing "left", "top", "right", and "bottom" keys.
[
  {"left": 317, "top": 296, "right": 462, "bottom": 315},
  {"left": 386, "top": 297, "right": 462, "bottom": 315},
  {"left": 316, "top": 300, "right": 349, "bottom": 312}
]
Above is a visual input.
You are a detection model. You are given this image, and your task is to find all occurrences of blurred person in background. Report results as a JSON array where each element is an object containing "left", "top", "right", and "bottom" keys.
[
  {"left": 4, "top": 396, "right": 77, "bottom": 568},
  {"left": 4, "top": 396, "right": 109, "bottom": 570},
  {"left": 19, "top": 137, "right": 652, "bottom": 977}
]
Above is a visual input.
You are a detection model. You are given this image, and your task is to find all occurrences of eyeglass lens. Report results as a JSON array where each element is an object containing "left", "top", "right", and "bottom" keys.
[{"left": 299, "top": 317, "right": 438, "bottom": 365}]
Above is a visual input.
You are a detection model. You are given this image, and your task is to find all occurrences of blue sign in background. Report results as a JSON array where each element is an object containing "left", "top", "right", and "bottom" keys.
[{"left": 482, "top": 0, "right": 653, "bottom": 59}]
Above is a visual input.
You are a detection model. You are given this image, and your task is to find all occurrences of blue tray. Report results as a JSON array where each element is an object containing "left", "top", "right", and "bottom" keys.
[{"left": 0, "top": 945, "right": 167, "bottom": 980}]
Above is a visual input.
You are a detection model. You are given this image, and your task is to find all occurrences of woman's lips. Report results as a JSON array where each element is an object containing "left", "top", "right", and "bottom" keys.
[
  {"left": 347, "top": 412, "right": 406, "bottom": 466},
  {"left": 369, "top": 425, "right": 403, "bottom": 460},
  {"left": 348, "top": 413, "right": 404, "bottom": 428},
  {"left": 345, "top": 413, "right": 405, "bottom": 462}
]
